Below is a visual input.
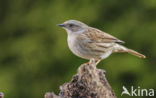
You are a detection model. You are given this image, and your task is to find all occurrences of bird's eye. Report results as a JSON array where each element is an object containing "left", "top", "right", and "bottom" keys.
[{"left": 69, "top": 24, "right": 74, "bottom": 27}]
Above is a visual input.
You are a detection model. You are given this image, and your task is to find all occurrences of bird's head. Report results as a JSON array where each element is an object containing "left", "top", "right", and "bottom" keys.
[{"left": 58, "top": 20, "right": 88, "bottom": 34}]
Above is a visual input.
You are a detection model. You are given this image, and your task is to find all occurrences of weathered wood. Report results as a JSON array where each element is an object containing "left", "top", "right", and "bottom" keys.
[
  {"left": 45, "top": 59, "right": 116, "bottom": 98},
  {"left": 0, "top": 92, "right": 4, "bottom": 98}
]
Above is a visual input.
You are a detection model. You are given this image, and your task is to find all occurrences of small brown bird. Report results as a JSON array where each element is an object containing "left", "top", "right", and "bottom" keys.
[{"left": 58, "top": 20, "right": 146, "bottom": 65}]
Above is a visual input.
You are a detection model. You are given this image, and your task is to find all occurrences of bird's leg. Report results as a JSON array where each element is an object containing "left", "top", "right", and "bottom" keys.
[
  {"left": 85, "top": 58, "right": 95, "bottom": 65},
  {"left": 85, "top": 61, "right": 90, "bottom": 65},
  {"left": 85, "top": 59, "right": 101, "bottom": 66},
  {"left": 89, "top": 58, "right": 96, "bottom": 64},
  {"left": 95, "top": 59, "right": 101, "bottom": 65}
]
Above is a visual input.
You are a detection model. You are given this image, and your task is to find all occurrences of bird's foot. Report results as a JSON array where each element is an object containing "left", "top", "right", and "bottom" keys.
[
  {"left": 95, "top": 59, "right": 101, "bottom": 65},
  {"left": 85, "top": 58, "right": 96, "bottom": 65},
  {"left": 85, "top": 59, "right": 101, "bottom": 66}
]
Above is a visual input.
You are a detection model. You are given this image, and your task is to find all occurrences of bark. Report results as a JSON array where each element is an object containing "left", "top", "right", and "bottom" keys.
[
  {"left": 45, "top": 59, "right": 116, "bottom": 98},
  {"left": 0, "top": 93, "right": 4, "bottom": 98}
]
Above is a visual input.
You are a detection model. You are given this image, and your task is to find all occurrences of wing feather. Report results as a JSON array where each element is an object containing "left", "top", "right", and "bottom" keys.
[
  {"left": 83, "top": 27, "right": 125, "bottom": 44},
  {"left": 76, "top": 27, "right": 125, "bottom": 56}
]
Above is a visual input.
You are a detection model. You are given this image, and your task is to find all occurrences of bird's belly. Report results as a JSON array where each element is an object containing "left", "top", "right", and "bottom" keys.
[
  {"left": 68, "top": 36, "right": 110, "bottom": 60},
  {"left": 68, "top": 38, "right": 89, "bottom": 59},
  {"left": 67, "top": 36, "right": 94, "bottom": 60},
  {"left": 100, "top": 51, "right": 112, "bottom": 59}
]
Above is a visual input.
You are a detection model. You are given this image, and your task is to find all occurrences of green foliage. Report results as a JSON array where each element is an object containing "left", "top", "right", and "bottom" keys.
[{"left": 0, "top": 0, "right": 156, "bottom": 98}]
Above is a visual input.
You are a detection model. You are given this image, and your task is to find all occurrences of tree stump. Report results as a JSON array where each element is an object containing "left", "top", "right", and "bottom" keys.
[
  {"left": 45, "top": 59, "right": 116, "bottom": 98},
  {"left": 0, "top": 93, "right": 4, "bottom": 98}
]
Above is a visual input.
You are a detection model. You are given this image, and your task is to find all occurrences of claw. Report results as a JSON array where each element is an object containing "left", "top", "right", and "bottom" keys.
[
  {"left": 85, "top": 58, "right": 96, "bottom": 65},
  {"left": 86, "top": 61, "right": 90, "bottom": 65}
]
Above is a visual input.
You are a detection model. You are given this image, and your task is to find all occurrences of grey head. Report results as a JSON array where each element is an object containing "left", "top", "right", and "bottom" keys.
[{"left": 58, "top": 20, "right": 88, "bottom": 34}]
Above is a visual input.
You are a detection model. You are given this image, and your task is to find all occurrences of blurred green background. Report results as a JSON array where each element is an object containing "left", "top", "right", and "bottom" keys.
[{"left": 0, "top": 0, "right": 156, "bottom": 98}]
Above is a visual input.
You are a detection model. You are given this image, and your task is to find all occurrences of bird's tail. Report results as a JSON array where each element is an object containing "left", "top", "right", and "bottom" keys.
[
  {"left": 126, "top": 49, "right": 146, "bottom": 58},
  {"left": 115, "top": 44, "right": 146, "bottom": 58}
]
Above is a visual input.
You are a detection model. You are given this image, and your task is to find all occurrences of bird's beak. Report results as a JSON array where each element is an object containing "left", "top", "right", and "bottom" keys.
[{"left": 57, "top": 24, "right": 65, "bottom": 27}]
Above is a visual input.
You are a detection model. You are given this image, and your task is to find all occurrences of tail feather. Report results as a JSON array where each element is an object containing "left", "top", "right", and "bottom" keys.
[
  {"left": 114, "top": 44, "right": 146, "bottom": 58},
  {"left": 127, "top": 49, "right": 146, "bottom": 58}
]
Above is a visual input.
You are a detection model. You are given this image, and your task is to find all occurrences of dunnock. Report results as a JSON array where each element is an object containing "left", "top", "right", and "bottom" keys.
[{"left": 58, "top": 20, "right": 146, "bottom": 65}]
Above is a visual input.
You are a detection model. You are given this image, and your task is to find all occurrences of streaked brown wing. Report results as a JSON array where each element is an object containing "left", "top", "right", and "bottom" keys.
[
  {"left": 76, "top": 27, "right": 125, "bottom": 57},
  {"left": 83, "top": 27, "right": 125, "bottom": 44}
]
